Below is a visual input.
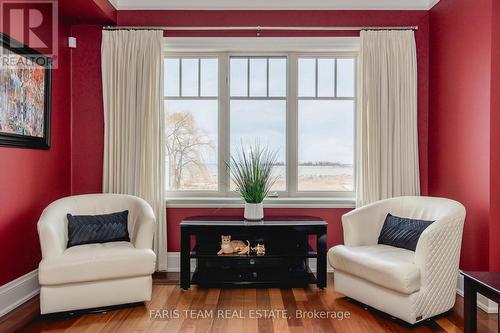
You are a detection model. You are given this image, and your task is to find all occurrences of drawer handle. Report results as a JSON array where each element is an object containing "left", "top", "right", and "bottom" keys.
[{"left": 249, "top": 259, "right": 256, "bottom": 265}]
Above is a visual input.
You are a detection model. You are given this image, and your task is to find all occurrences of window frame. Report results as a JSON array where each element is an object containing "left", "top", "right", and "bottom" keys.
[
  {"left": 164, "top": 51, "right": 358, "bottom": 200},
  {"left": 294, "top": 53, "right": 358, "bottom": 197},
  {"left": 164, "top": 53, "right": 221, "bottom": 195},
  {"left": 229, "top": 54, "right": 289, "bottom": 195}
]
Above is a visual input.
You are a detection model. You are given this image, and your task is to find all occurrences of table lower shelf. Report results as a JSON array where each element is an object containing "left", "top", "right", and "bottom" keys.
[{"left": 190, "top": 266, "right": 317, "bottom": 288}]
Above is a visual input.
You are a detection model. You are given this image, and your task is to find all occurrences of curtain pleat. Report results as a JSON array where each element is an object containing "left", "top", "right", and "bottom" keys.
[
  {"left": 101, "top": 30, "right": 167, "bottom": 271},
  {"left": 356, "top": 30, "right": 420, "bottom": 207}
]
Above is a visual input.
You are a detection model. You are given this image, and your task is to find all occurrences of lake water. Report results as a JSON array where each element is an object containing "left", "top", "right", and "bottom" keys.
[
  {"left": 204, "top": 164, "right": 353, "bottom": 176},
  {"left": 168, "top": 164, "right": 354, "bottom": 191}
]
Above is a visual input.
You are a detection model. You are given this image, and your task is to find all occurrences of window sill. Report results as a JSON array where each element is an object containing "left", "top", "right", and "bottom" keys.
[{"left": 165, "top": 197, "right": 356, "bottom": 208}]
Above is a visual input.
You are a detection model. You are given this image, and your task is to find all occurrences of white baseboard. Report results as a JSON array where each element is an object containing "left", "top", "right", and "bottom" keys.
[
  {"left": 456, "top": 273, "right": 498, "bottom": 314},
  {"left": 0, "top": 270, "right": 40, "bottom": 317},
  {"left": 166, "top": 252, "right": 334, "bottom": 273},
  {"left": 167, "top": 252, "right": 196, "bottom": 272}
]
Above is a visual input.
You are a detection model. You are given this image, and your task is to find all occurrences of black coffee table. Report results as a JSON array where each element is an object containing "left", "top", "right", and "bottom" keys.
[
  {"left": 462, "top": 271, "right": 500, "bottom": 333},
  {"left": 180, "top": 216, "right": 327, "bottom": 290}
]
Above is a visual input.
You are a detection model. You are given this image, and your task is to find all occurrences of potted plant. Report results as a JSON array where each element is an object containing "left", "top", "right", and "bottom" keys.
[{"left": 228, "top": 144, "right": 278, "bottom": 221}]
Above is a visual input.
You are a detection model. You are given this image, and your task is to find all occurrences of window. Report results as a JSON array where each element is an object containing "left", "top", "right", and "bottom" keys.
[
  {"left": 164, "top": 53, "right": 357, "bottom": 197},
  {"left": 297, "top": 57, "right": 355, "bottom": 192},
  {"left": 164, "top": 57, "right": 219, "bottom": 191},
  {"left": 230, "top": 57, "right": 287, "bottom": 192}
]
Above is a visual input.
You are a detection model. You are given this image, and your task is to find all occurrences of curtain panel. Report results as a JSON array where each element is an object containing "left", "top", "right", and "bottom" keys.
[
  {"left": 357, "top": 30, "right": 420, "bottom": 207},
  {"left": 101, "top": 30, "right": 167, "bottom": 271}
]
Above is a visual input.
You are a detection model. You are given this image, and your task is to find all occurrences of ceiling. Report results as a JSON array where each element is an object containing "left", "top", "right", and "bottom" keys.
[{"left": 109, "top": 0, "right": 440, "bottom": 11}]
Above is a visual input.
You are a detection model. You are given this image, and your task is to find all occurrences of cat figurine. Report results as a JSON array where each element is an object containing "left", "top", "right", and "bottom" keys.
[
  {"left": 217, "top": 235, "right": 250, "bottom": 255},
  {"left": 252, "top": 243, "right": 266, "bottom": 256}
]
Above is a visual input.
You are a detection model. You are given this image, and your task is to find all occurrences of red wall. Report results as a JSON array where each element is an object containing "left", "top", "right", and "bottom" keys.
[
  {"left": 58, "top": 0, "right": 116, "bottom": 24},
  {"left": 489, "top": 1, "right": 500, "bottom": 272},
  {"left": 429, "top": 0, "right": 495, "bottom": 270},
  {"left": 70, "top": 25, "right": 104, "bottom": 194},
  {"left": 69, "top": 10, "right": 430, "bottom": 253},
  {"left": 0, "top": 20, "right": 72, "bottom": 285}
]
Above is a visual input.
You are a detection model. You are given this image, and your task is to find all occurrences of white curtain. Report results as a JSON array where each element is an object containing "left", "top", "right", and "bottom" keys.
[
  {"left": 101, "top": 30, "right": 167, "bottom": 271},
  {"left": 356, "top": 30, "right": 420, "bottom": 207}
]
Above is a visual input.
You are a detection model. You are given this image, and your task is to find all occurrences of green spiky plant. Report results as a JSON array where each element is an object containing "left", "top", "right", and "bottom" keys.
[{"left": 228, "top": 144, "right": 279, "bottom": 204}]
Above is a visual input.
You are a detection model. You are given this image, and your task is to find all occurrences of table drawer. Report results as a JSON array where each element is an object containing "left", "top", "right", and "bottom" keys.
[{"left": 199, "top": 257, "right": 301, "bottom": 269}]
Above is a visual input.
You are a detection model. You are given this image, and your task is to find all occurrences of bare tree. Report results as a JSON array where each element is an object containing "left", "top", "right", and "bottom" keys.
[{"left": 166, "top": 112, "right": 214, "bottom": 189}]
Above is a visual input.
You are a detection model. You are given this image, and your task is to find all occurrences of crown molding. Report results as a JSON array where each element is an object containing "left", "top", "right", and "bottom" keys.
[
  {"left": 112, "top": 0, "right": 440, "bottom": 11},
  {"left": 428, "top": 0, "right": 441, "bottom": 9}
]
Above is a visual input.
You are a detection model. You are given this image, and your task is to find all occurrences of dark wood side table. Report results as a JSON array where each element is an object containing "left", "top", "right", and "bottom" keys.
[
  {"left": 180, "top": 216, "right": 328, "bottom": 290},
  {"left": 462, "top": 271, "right": 500, "bottom": 333}
]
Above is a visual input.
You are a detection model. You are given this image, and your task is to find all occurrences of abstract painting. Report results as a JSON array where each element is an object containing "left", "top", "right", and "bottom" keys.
[{"left": 0, "top": 33, "right": 51, "bottom": 149}]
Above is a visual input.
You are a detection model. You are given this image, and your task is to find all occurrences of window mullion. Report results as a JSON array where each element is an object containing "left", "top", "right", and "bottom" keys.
[
  {"left": 179, "top": 58, "right": 183, "bottom": 96},
  {"left": 287, "top": 53, "right": 299, "bottom": 197},
  {"left": 197, "top": 58, "right": 201, "bottom": 97},
  {"left": 315, "top": 58, "right": 318, "bottom": 98},
  {"left": 247, "top": 58, "right": 250, "bottom": 97},
  {"left": 266, "top": 58, "right": 270, "bottom": 97},
  {"left": 218, "top": 53, "right": 230, "bottom": 195},
  {"left": 334, "top": 58, "right": 338, "bottom": 97}
]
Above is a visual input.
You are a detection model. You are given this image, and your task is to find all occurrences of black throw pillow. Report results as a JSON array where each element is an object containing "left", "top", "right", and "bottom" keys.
[
  {"left": 67, "top": 210, "right": 130, "bottom": 248},
  {"left": 377, "top": 213, "right": 434, "bottom": 251}
]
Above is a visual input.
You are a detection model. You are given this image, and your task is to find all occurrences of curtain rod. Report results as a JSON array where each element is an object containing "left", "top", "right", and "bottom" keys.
[{"left": 102, "top": 25, "right": 418, "bottom": 31}]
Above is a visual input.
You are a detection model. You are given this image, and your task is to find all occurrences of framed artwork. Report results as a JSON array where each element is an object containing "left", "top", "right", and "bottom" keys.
[{"left": 0, "top": 33, "right": 51, "bottom": 149}]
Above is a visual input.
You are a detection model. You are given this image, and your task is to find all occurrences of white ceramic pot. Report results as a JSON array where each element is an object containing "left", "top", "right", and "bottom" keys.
[{"left": 244, "top": 202, "right": 264, "bottom": 221}]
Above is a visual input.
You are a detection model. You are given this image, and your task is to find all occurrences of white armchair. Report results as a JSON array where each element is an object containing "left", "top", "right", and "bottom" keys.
[
  {"left": 37, "top": 194, "right": 157, "bottom": 314},
  {"left": 328, "top": 196, "right": 466, "bottom": 324}
]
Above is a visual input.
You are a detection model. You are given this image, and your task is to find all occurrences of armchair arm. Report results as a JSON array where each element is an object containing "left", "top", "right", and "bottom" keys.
[
  {"left": 37, "top": 206, "right": 67, "bottom": 259},
  {"left": 131, "top": 199, "right": 157, "bottom": 249},
  {"left": 342, "top": 199, "right": 392, "bottom": 246},
  {"left": 414, "top": 211, "right": 465, "bottom": 290}
]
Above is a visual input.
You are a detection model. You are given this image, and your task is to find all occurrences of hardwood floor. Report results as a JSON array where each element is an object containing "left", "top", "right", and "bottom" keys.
[{"left": 2, "top": 273, "right": 498, "bottom": 333}]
